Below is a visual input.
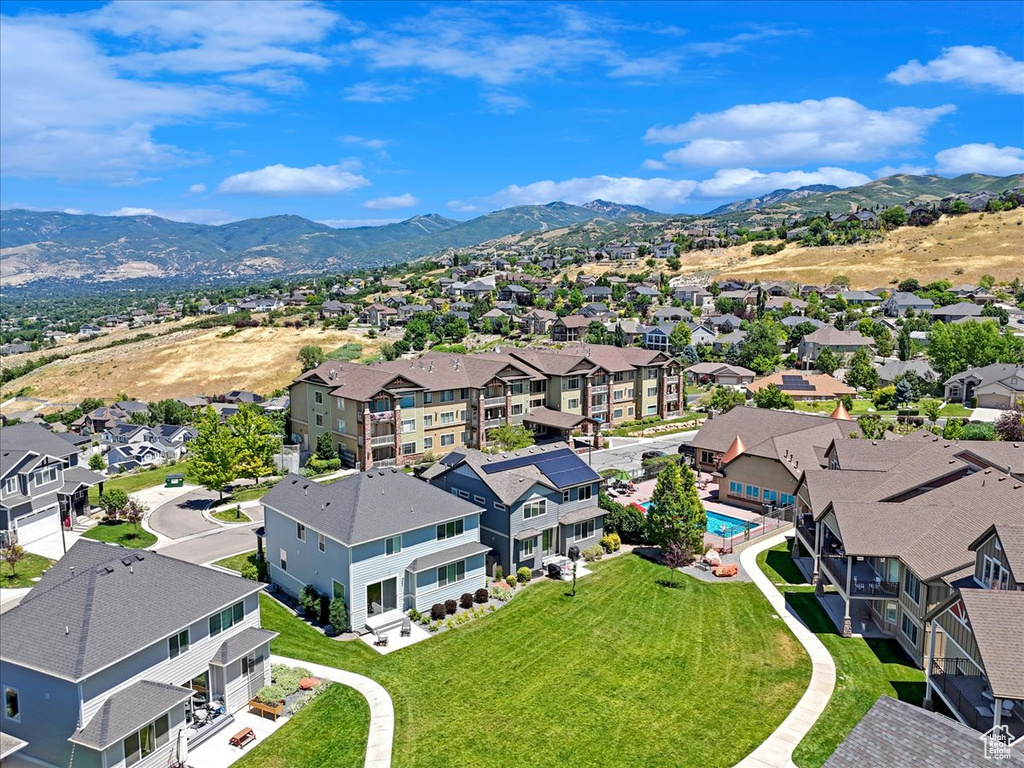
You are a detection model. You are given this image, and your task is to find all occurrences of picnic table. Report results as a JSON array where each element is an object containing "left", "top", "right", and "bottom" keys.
[{"left": 229, "top": 727, "right": 256, "bottom": 748}]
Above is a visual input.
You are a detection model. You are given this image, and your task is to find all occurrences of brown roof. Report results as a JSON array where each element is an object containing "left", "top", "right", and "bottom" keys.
[
  {"left": 746, "top": 370, "right": 856, "bottom": 398},
  {"left": 801, "top": 326, "right": 875, "bottom": 347},
  {"left": 959, "top": 589, "right": 1024, "bottom": 700},
  {"left": 522, "top": 407, "right": 595, "bottom": 430},
  {"left": 692, "top": 406, "right": 859, "bottom": 455}
]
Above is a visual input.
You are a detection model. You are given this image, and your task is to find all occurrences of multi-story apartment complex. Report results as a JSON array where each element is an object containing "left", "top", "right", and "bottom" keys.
[{"left": 290, "top": 344, "right": 683, "bottom": 470}]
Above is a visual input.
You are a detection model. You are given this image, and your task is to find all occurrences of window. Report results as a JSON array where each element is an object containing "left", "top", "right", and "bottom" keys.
[
  {"left": 33, "top": 466, "right": 58, "bottom": 486},
  {"left": 279, "top": 549, "right": 287, "bottom": 573},
  {"left": 647, "top": 386, "right": 658, "bottom": 397},
  {"left": 780, "top": 493, "right": 795, "bottom": 506},
  {"left": 901, "top": 614, "right": 919, "bottom": 645},
  {"left": 473, "top": 495, "right": 486, "bottom": 504},
  {"left": 168, "top": 629, "right": 189, "bottom": 659},
  {"left": 318, "top": 533, "right": 326, "bottom": 553},
  {"left": 762, "top": 489, "right": 778, "bottom": 503},
  {"left": 441, "top": 434, "right": 455, "bottom": 446},
  {"left": 423, "top": 437, "right": 433, "bottom": 449},
  {"left": 494, "top": 502, "right": 507, "bottom": 512},
  {"left": 567, "top": 377, "right": 580, "bottom": 389},
  {"left": 523, "top": 499, "right": 546, "bottom": 519},
  {"left": 437, "top": 519, "right": 465, "bottom": 540},
  {"left": 562, "top": 489, "right": 573, "bottom": 503},
  {"left": 512, "top": 403, "right": 524, "bottom": 416},
  {"left": 574, "top": 519, "right": 595, "bottom": 540},
  {"left": 700, "top": 450, "right": 715, "bottom": 465},
  {"left": 567, "top": 398, "right": 580, "bottom": 410},
  {"left": 729, "top": 481, "right": 742, "bottom": 495},
  {"left": 123, "top": 714, "right": 169, "bottom": 767},
  {"left": 314, "top": 391, "right": 323, "bottom": 404},
  {"left": 4, "top": 687, "right": 19, "bottom": 722},
  {"left": 744, "top": 485, "right": 760, "bottom": 500},
  {"left": 646, "top": 405, "right": 657, "bottom": 415},
  {"left": 315, "top": 414, "right": 323, "bottom": 427},
  {"left": 332, "top": 580, "right": 345, "bottom": 601},
  {"left": 2, "top": 477, "right": 17, "bottom": 495},
  {"left": 440, "top": 412, "right": 455, "bottom": 425},
  {"left": 438, "top": 559, "right": 466, "bottom": 587},
  {"left": 904, "top": 570, "right": 921, "bottom": 604},
  {"left": 424, "top": 392, "right": 433, "bottom": 404},
  {"left": 402, "top": 442, "right": 417, "bottom": 454},
  {"left": 521, "top": 538, "right": 535, "bottom": 557},
  {"left": 451, "top": 488, "right": 469, "bottom": 499},
  {"left": 399, "top": 394, "right": 415, "bottom": 409},
  {"left": 460, "top": 388, "right": 469, "bottom": 400},
  {"left": 296, "top": 522, "right": 306, "bottom": 542},
  {"left": 385, "top": 535, "right": 402, "bottom": 556},
  {"left": 578, "top": 485, "right": 593, "bottom": 502},
  {"left": 440, "top": 390, "right": 454, "bottom": 402},
  {"left": 423, "top": 414, "right": 433, "bottom": 427},
  {"left": 336, "top": 419, "right": 346, "bottom": 433},
  {"left": 401, "top": 419, "right": 416, "bottom": 434},
  {"left": 885, "top": 602, "right": 898, "bottom": 624},
  {"left": 613, "top": 409, "right": 623, "bottom": 419}
]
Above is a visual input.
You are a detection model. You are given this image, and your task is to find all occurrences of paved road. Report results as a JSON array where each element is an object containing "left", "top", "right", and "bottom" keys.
[
  {"left": 148, "top": 489, "right": 220, "bottom": 539},
  {"left": 587, "top": 431, "right": 697, "bottom": 474},
  {"left": 157, "top": 522, "right": 261, "bottom": 565}
]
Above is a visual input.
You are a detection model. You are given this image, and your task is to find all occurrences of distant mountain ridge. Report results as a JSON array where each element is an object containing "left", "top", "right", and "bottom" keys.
[{"left": 706, "top": 185, "right": 840, "bottom": 215}]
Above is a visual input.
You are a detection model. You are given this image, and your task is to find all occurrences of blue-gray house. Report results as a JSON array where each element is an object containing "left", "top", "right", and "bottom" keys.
[
  {"left": 261, "top": 469, "right": 488, "bottom": 634},
  {"left": 422, "top": 445, "right": 604, "bottom": 576}
]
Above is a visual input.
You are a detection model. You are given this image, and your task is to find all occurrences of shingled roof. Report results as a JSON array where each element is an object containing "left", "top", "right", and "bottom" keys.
[
  {"left": 70, "top": 681, "right": 192, "bottom": 750},
  {"left": 958, "top": 589, "right": 1024, "bottom": 701}
]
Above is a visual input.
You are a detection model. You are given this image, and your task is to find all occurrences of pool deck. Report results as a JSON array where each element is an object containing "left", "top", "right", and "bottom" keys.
[{"left": 623, "top": 472, "right": 771, "bottom": 551}]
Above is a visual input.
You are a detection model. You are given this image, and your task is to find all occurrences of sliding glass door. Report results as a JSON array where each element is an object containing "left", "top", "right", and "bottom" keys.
[{"left": 366, "top": 578, "right": 398, "bottom": 614}]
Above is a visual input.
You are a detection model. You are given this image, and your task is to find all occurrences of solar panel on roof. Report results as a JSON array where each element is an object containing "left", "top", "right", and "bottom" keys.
[{"left": 781, "top": 375, "right": 816, "bottom": 391}]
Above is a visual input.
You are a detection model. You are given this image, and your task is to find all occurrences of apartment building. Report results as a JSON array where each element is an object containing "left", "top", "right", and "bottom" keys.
[{"left": 290, "top": 345, "right": 683, "bottom": 470}]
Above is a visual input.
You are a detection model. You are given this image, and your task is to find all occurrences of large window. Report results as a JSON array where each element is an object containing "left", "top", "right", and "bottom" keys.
[
  {"left": 4, "top": 687, "right": 19, "bottom": 721},
  {"left": 123, "top": 714, "right": 169, "bottom": 767},
  {"left": 436, "top": 519, "right": 464, "bottom": 540},
  {"left": 440, "top": 390, "right": 455, "bottom": 402},
  {"left": 438, "top": 560, "right": 466, "bottom": 587},
  {"left": 440, "top": 434, "right": 455, "bottom": 446},
  {"left": 168, "top": 629, "right": 189, "bottom": 659},
  {"left": 574, "top": 519, "right": 595, "bottom": 540},
  {"left": 578, "top": 484, "right": 593, "bottom": 502},
  {"left": 744, "top": 485, "right": 760, "bottom": 500},
  {"left": 398, "top": 394, "right": 415, "bottom": 408},
  {"left": 440, "top": 412, "right": 455, "bottom": 425},
  {"left": 423, "top": 437, "right": 433, "bottom": 449},
  {"left": 904, "top": 570, "right": 921, "bottom": 604},
  {"left": 423, "top": 414, "right": 433, "bottom": 428},
  {"left": 901, "top": 614, "right": 919, "bottom": 646},
  {"left": 33, "top": 466, "right": 58, "bottom": 486},
  {"left": 523, "top": 499, "right": 546, "bottom": 519},
  {"left": 729, "top": 481, "right": 742, "bottom": 495},
  {"left": 567, "top": 377, "right": 580, "bottom": 389},
  {"left": 209, "top": 601, "right": 245, "bottom": 637},
  {"left": 385, "top": 535, "right": 402, "bottom": 556},
  {"left": 401, "top": 419, "right": 416, "bottom": 434}
]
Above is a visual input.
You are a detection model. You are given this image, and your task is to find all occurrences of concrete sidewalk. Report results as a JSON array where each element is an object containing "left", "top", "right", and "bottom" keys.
[
  {"left": 735, "top": 533, "right": 837, "bottom": 768},
  {"left": 271, "top": 654, "right": 393, "bottom": 768}
]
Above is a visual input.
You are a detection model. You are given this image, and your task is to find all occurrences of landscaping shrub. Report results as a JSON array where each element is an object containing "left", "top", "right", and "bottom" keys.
[
  {"left": 517, "top": 566, "right": 532, "bottom": 583},
  {"left": 600, "top": 533, "right": 621, "bottom": 553},
  {"left": 506, "top": 574, "right": 517, "bottom": 588},
  {"left": 240, "top": 562, "right": 260, "bottom": 581},
  {"left": 489, "top": 584, "right": 512, "bottom": 602},
  {"left": 430, "top": 603, "right": 446, "bottom": 621},
  {"left": 257, "top": 664, "right": 312, "bottom": 703},
  {"left": 299, "top": 584, "right": 323, "bottom": 618},
  {"left": 444, "top": 599, "right": 457, "bottom": 615},
  {"left": 493, "top": 565, "right": 503, "bottom": 581},
  {"left": 328, "top": 598, "right": 348, "bottom": 633},
  {"left": 582, "top": 545, "right": 604, "bottom": 562},
  {"left": 459, "top": 592, "right": 474, "bottom": 610},
  {"left": 474, "top": 587, "right": 489, "bottom": 604}
]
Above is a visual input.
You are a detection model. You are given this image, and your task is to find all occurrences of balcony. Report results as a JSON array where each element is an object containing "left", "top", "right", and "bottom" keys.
[
  {"left": 484, "top": 418, "right": 505, "bottom": 428},
  {"left": 796, "top": 514, "right": 817, "bottom": 546},
  {"left": 370, "top": 434, "right": 395, "bottom": 447},
  {"left": 666, "top": 392, "right": 679, "bottom": 402},
  {"left": 590, "top": 384, "right": 608, "bottom": 395},
  {"left": 819, "top": 555, "right": 899, "bottom": 598},
  {"left": 367, "top": 410, "right": 395, "bottom": 423},
  {"left": 931, "top": 657, "right": 1024, "bottom": 739},
  {"left": 484, "top": 395, "right": 506, "bottom": 407}
]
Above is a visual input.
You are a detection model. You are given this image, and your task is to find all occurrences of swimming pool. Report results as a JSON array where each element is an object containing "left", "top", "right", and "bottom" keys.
[{"left": 639, "top": 502, "right": 756, "bottom": 538}]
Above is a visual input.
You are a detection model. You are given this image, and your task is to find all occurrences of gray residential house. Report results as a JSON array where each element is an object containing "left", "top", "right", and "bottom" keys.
[
  {"left": 944, "top": 364, "right": 1024, "bottom": 409},
  {"left": 797, "top": 327, "right": 875, "bottom": 363},
  {"left": 0, "top": 540, "right": 275, "bottom": 768},
  {"left": 261, "top": 470, "right": 488, "bottom": 634},
  {"left": 422, "top": 445, "right": 603, "bottom": 577},
  {"left": 882, "top": 292, "right": 935, "bottom": 317}
]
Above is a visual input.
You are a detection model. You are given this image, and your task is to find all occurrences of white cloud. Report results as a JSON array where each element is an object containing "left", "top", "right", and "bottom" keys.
[
  {"left": 344, "top": 82, "right": 414, "bottom": 102},
  {"left": 318, "top": 217, "right": 402, "bottom": 228},
  {"left": 874, "top": 164, "right": 931, "bottom": 178},
  {"left": 488, "top": 175, "right": 698, "bottom": 210},
  {"left": 188, "top": 183, "right": 207, "bottom": 193},
  {"left": 222, "top": 69, "right": 306, "bottom": 91},
  {"left": 887, "top": 46, "right": 1024, "bottom": 94},
  {"left": 63, "top": 208, "right": 84, "bottom": 215},
  {"left": 447, "top": 200, "right": 482, "bottom": 214},
  {"left": 483, "top": 92, "right": 529, "bottom": 113},
  {"left": 341, "top": 135, "right": 390, "bottom": 150},
  {"left": 105, "top": 206, "right": 238, "bottom": 224},
  {"left": 363, "top": 193, "right": 418, "bottom": 210},
  {"left": 934, "top": 143, "right": 1024, "bottom": 176},
  {"left": 642, "top": 159, "right": 669, "bottom": 170},
  {"left": 218, "top": 163, "right": 370, "bottom": 195},
  {"left": 694, "top": 167, "right": 871, "bottom": 199},
  {"left": 645, "top": 97, "right": 955, "bottom": 168},
  {"left": 686, "top": 26, "right": 807, "bottom": 57}
]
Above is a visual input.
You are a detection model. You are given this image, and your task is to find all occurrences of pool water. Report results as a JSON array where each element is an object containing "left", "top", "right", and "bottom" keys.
[{"left": 639, "top": 502, "right": 756, "bottom": 538}]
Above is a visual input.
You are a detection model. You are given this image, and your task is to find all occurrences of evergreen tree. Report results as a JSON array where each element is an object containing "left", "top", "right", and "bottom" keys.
[
  {"left": 189, "top": 406, "right": 237, "bottom": 502},
  {"left": 898, "top": 327, "right": 911, "bottom": 361}
]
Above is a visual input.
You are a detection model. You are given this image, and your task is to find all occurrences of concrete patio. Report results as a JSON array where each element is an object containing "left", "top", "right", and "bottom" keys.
[
  {"left": 360, "top": 622, "right": 432, "bottom": 655},
  {"left": 188, "top": 708, "right": 291, "bottom": 768}
]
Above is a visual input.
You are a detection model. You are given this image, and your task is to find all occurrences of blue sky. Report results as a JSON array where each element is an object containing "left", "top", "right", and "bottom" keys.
[{"left": 1, "top": 1, "right": 1022, "bottom": 226}]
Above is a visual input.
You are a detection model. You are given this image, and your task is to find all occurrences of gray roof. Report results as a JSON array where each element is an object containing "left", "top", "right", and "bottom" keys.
[
  {"left": 877, "top": 358, "right": 937, "bottom": 382},
  {"left": 558, "top": 505, "right": 603, "bottom": 525},
  {"left": 0, "top": 540, "right": 263, "bottom": 681},
  {"left": 514, "top": 528, "right": 541, "bottom": 540},
  {"left": 261, "top": 470, "right": 483, "bottom": 546},
  {"left": 522, "top": 406, "right": 595, "bottom": 430},
  {"left": 801, "top": 326, "right": 874, "bottom": 347},
  {"left": 945, "top": 362, "right": 1024, "bottom": 387},
  {"left": 0, "top": 733, "right": 28, "bottom": 761},
  {"left": 212, "top": 627, "right": 278, "bottom": 666},
  {"left": 824, "top": 695, "right": 1024, "bottom": 767},
  {"left": 71, "top": 680, "right": 192, "bottom": 750},
  {"left": 959, "top": 589, "right": 1024, "bottom": 700},
  {"left": 0, "top": 422, "right": 78, "bottom": 462},
  {"left": 60, "top": 465, "right": 105, "bottom": 492},
  {"left": 406, "top": 541, "right": 490, "bottom": 573}
]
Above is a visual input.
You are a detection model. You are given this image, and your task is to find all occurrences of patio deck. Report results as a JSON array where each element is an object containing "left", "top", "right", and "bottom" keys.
[
  {"left": 817, "top": 593, "right": 890, "bottom": 639},
  {"left": 930, "top": 660, "right": 1024, "bottom": 739}
]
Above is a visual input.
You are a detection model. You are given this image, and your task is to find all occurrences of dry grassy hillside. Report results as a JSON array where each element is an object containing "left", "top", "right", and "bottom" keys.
[
  {"left": 5, "top": 325, "right": 381, "bottom": 403},
  {"left": 566, "top": 210, "right": 1024, "bottom": 289}
]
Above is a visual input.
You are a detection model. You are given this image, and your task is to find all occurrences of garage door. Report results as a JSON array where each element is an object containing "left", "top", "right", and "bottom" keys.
[{"left": 14, "top": 505, "right": 59, "bottom": 545}]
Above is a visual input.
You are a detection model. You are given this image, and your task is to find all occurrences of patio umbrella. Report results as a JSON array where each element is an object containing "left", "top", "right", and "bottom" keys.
[
  {"left": 175, "top": 728, "right": 189, "bottom": 767},
  {"left": 607, "top": 470, "right": 632, "bottom": 482}
]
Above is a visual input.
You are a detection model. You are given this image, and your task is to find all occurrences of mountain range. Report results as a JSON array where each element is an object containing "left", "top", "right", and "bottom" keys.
[{"left": 2, "top": 174, "right": 1020, "bottom": 288}]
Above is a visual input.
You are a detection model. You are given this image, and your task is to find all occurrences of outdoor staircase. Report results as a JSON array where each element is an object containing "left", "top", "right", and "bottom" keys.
[{"left": 71, "top": 516, "right": 97, "bottom": 534}]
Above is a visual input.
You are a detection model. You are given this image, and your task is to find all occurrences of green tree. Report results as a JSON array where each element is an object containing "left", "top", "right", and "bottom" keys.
[
  {"left": 584, "top": 321, "right": 607, "bottom": 345},
  {"left": 1, "top": 544, "right": 25, "bottom": 578},
  {"left": 99, "top": 488, "right": 129, "bottom": 520},
  {"left": 815, "top": 347, "right": 840, "bottom": 375},
  {"left": 753, "top": 384, "right": 794, "bottom": 410},
  {"left": 706, "top": 386, "right": 746, "bottom": 413},
  {"left": 892, "top": 377, "right": 916, "bottom": 408},
  {"left": 857, "top": 414, "right": 888, "bottom": 440},
  {"left": 88, "top": 452, "right": 106, "bottom": 472},
  {"left": 189, "top": 406, "right": 237, "bottom": 502},
  {"left": 949, "top": 199, "right": 970, "bottom": 214},
  {"left": 846, "top": 347, "right": 880, "bottom": 391},
  {"left": 488, "top": 424, "right": 535, "bottom": 451},
  {"left": 668, "top": 322, "right": 692, "bottom": 356},
  {"left": 880, "top": 205, "right": 908, "bottom": 229},
  {"left": 80, "top": 397, "right": 104, "bottom": 413},
  {"left": 228, "top": 403, "right": 278, "bottom": 484},
  {"left": 599, "top": 489, "right": 646, "bottom": 543},
  {"left": 927, "top": 321, "right": 1023, "bottom": 380},
  {"left": 297, "top": 345, "right": 325, "bottom": 372},
  {"left": 921, "top": 398, "right": 942, "bottom": 424},
  {"left": 329, "top": 597, "right": 349, "bottom": 633},
  {"left": 738, "top": 321, "right": 781, "bottom": 374},
  {"left": 316, "top": 431, "right": 336, "bottom": 461},
  {"left": 898, "top": 326, "right": 911, "bottom": 361},
  {"left": 646, "top": 463, "right": 704, "bottom": 577},
  {"left": 148, "top": 398, "right": 193, "bottom": 426}
]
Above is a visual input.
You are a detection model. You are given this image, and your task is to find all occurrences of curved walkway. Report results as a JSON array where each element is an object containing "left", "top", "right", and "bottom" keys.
[
  {"left": 271, "top": 654, "right": 394, "bottom": 768},
  {"left": 735, "top": 533, "right": 836, "bottom": 768}
]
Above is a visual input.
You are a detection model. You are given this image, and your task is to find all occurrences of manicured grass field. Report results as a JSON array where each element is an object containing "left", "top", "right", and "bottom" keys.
[
  {"left": 257, "top": 553, "right": 810, "bottom": 768},
  {"left": 89, "top": 464, "right": 194, "bottom": 504},
  {"left": 214, "top": 550, "right": 261, "bottom": 573},
  {"left": 792, "top": 398, "right": 971, "bottom": 420},
  {"left": 82, "top": 520, "right": 157, "bottom": 548},
  {"left": 232, "top": 684, "right": 370, "bottom": 768},
  {"left": 0, "top": 552, "right": 54, "bottom": 588},
  {"left": 212, "top": 507, "right": 253, "bottom": 524},
  {"left": 756, "top": 542, "right": 926, "bottom": 767}
]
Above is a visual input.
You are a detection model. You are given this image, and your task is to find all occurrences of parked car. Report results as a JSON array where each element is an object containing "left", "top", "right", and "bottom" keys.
[{"left": 642, "top": 450, "right": 667, "bottom": 460}]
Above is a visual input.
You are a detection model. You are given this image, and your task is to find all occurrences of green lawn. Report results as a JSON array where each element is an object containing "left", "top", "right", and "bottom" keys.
[
  {"left": 0, "top": 552, "right": 55, "bottom": 588},
  {"left": 755, "top": 542, "right": 926, "bottom": 767},
  {"left": 212, "top": 507, "right": 253, "bottom": 523},
  {"left": 223, "top": 484, "right": 273, "bottom": 504},
  {"left": 258, "top": 554, "right": 810, "bottom": 768},
  {"left": 793, "top": 398, "right": 971, "bottom": 421},
  {"left": 215, "top": 550, "right": 261, "bottom": 573},
  {"left": 82, "top": 521, "right": 157, "bottom": 548},
  {"left": 233, "top": 684, "right": 369, "bottom": 768},
  {"left": 89, "top": 464, "right": 194, "bottom": 504}
]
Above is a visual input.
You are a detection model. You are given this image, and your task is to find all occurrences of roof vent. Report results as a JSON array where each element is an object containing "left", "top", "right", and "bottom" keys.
[
  {"left": 65, "top": 626, "right": 70, "bottom": 636},
  {"left": 121, "top": 558, "right": 132, "bottom": 566},
  {"left": 304, "top": 487, "right": 308, "bottom": 496}
]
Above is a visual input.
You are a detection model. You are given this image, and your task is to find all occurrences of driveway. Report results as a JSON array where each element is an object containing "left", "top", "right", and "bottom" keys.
[
  {"left": 156, "top": 522, "right": 261, "bottom": 565},
  {"left": 587, "top": 431, "right": 697, "bottom": 474},
  {"left": 970, "top": 407, "right": 1001, "bottom": 423},
  {"left": 148, "top": 489, "right": 221, "bottom": 539}
]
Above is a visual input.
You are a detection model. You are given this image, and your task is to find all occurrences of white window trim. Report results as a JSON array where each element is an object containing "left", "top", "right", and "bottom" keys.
[
  {"left": 521, "top": 538, "right": 535, "bottom": 557},
  {"left": 318, "top": 533, "right": 326, "bottom": 553},
  {"left": 296, "top": 522, "right": 306, "bottom": 542},
  {"left": 385, "top": 535, "right": 402, "bottom": 556}
]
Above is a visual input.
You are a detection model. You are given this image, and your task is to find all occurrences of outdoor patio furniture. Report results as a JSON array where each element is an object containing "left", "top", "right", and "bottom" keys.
[
  {"left": 374, "top": 630, "right": 389, "bottom": 647},
  {"left": 248, "top": 699, "right": 284, "bottom": 721},
  {"left": 229, "top": 727, "right": 256, "bottom": 748},
  {"left": 400, "top": 617, "right": 412, "bottom": 637}
]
